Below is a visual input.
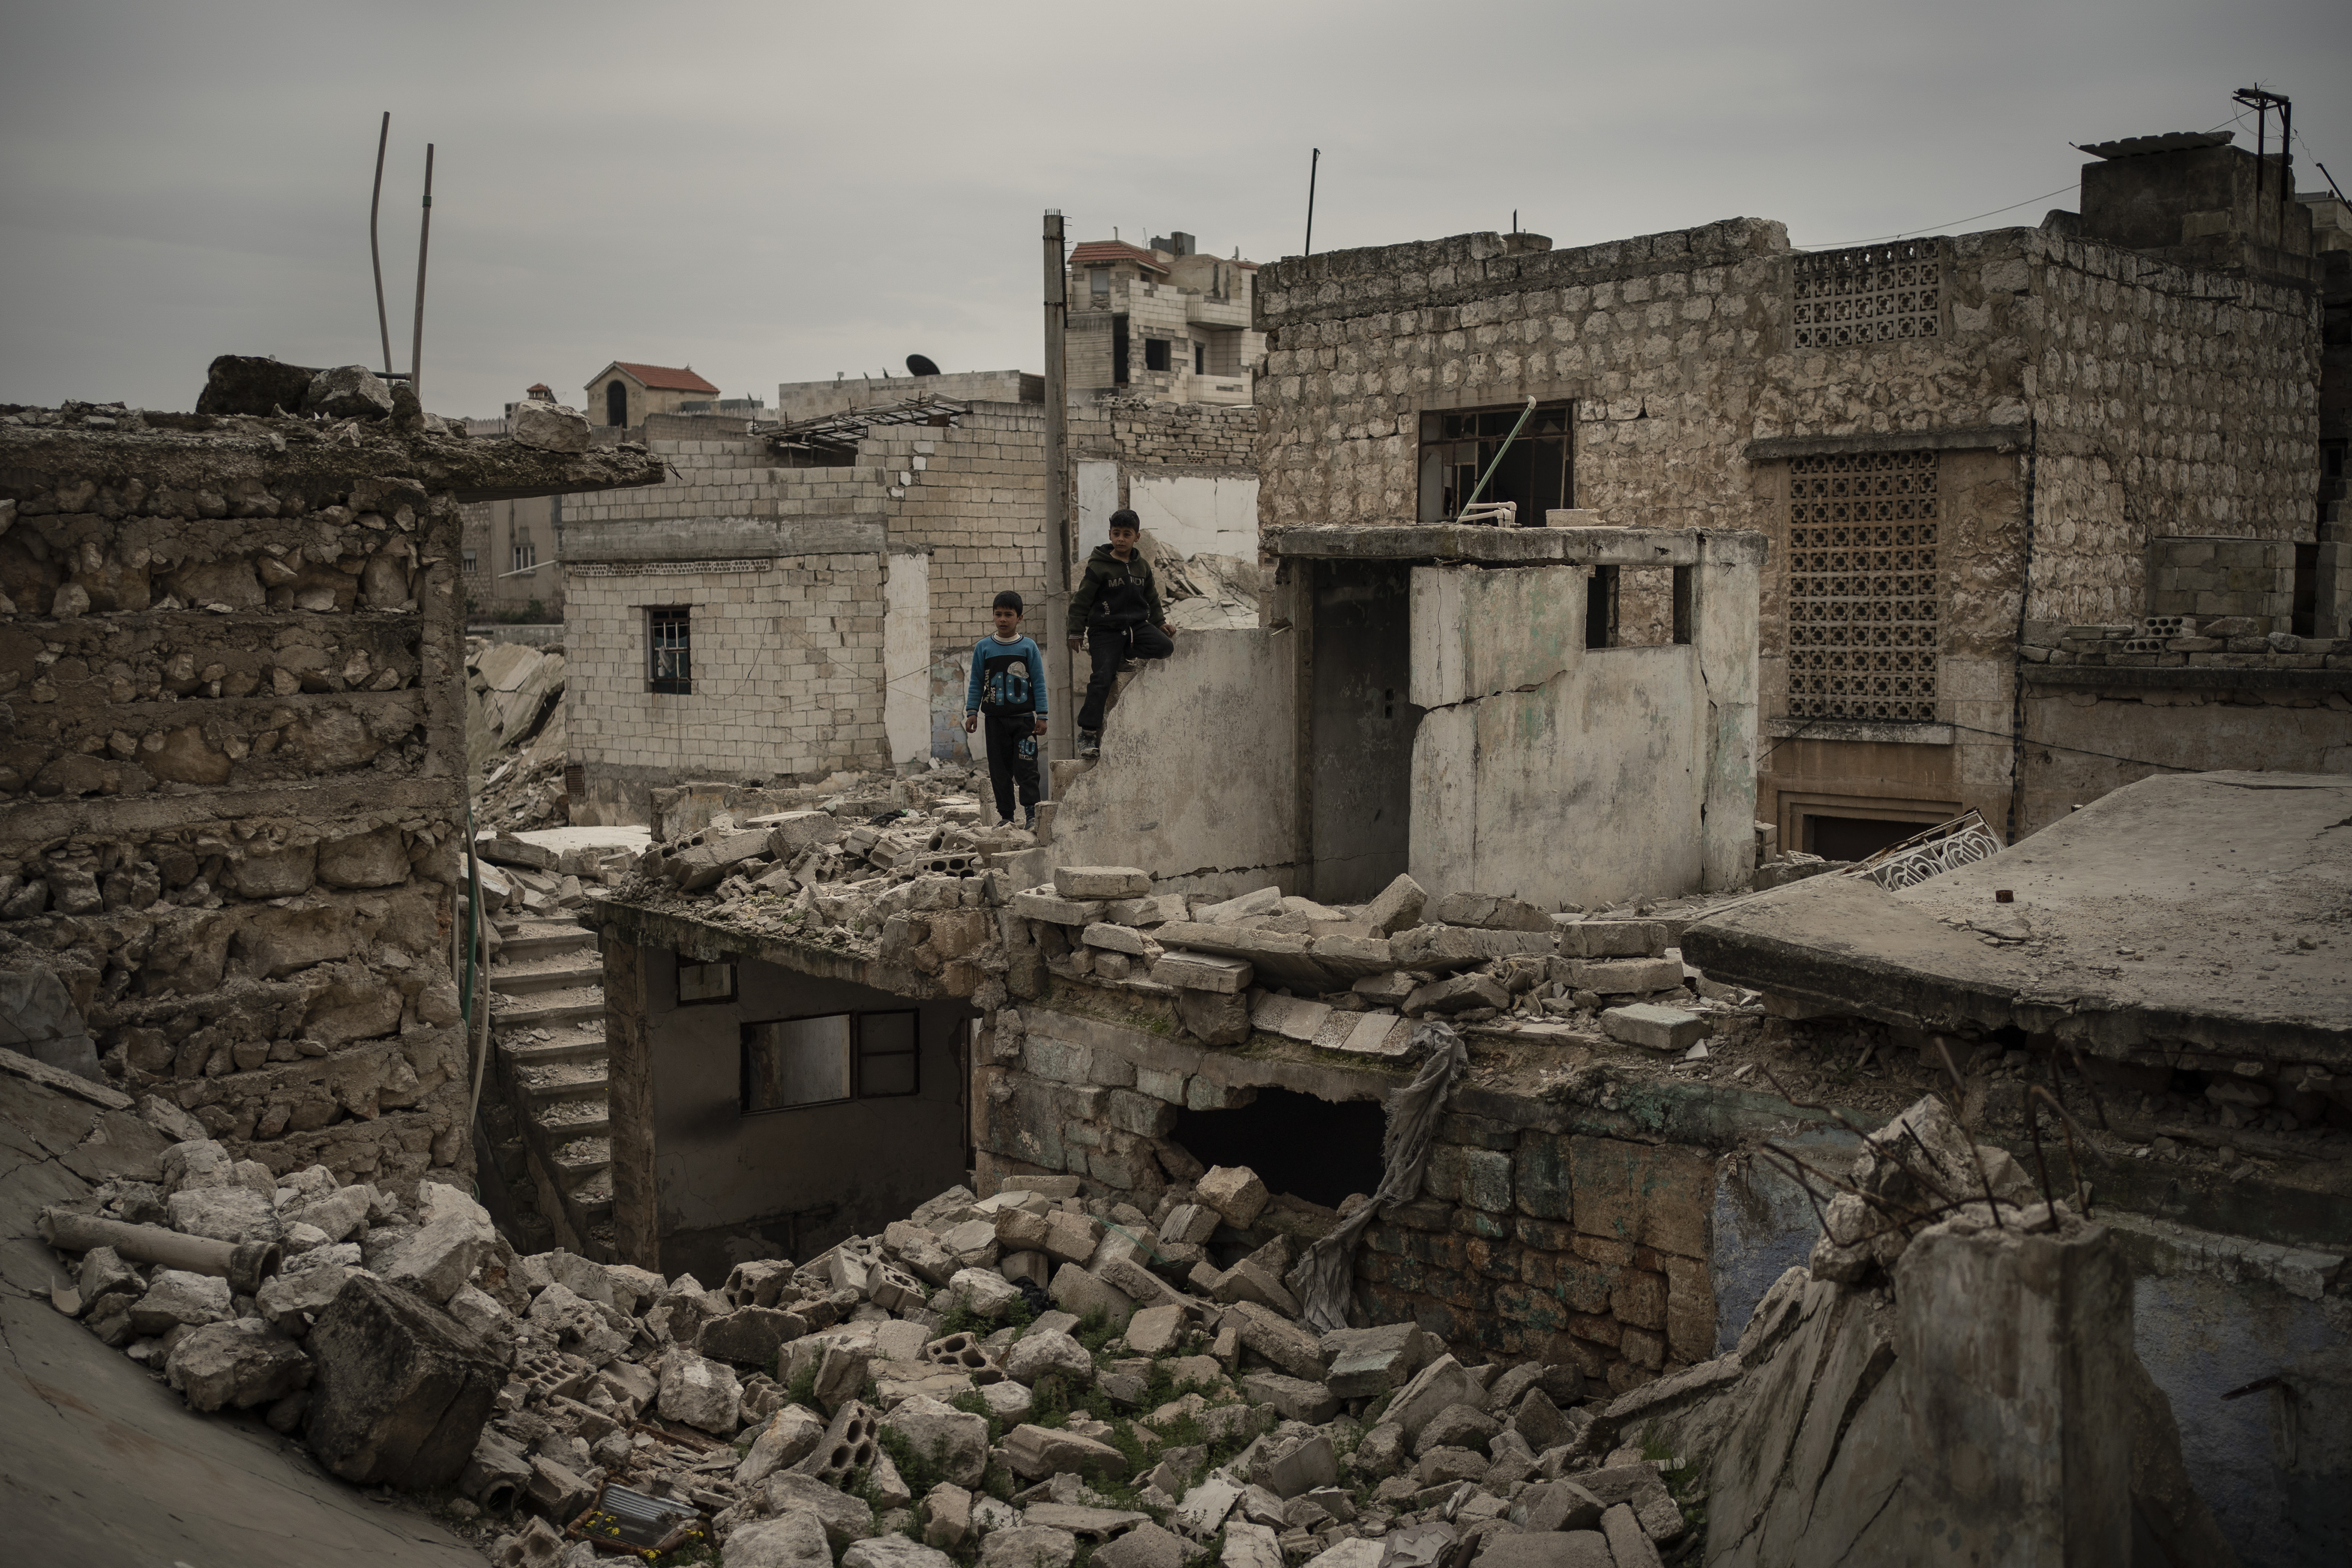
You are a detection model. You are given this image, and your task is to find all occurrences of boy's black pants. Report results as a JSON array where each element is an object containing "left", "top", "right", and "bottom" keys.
[
  {"left": 982, "top": 709, "right": 1041, "bottom": 826},
  {"left": 1077, "top": 623, "right": 1176, "bottom": 732}
]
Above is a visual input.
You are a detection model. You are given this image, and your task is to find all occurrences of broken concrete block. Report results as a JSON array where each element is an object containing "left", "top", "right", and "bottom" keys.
[
  {"left": 1245, "top": 1371, "right": 1340, "bottom": 1424},
  {"left": 1153, "top": 951, "right": 1254, "bottom": 993},
  {"left": 166, "top": 1318, "right": 313, "bottom": 1412},
  {"left": 304, "top": 1274, "right": 505, "bottom": 1487},
  {"left": 1214, "top": 1259, "right": 1300, "bottom": 1317},
  {"left": 1321, "top": 1322, "right": 1431, "bottom": 1399},
  {"left": 1390, "top": 925, "right": 1554, "bottom": 971},
  {"left": 881, "top": 1394, "right": 990, "bottom": 1487},
  {"left": 1306, "top": 933, "right": 1397, "bottom": 978},
  {"left": 951, "top": 1267, "right": 1023, "bottom": 1320},
  {"left": 1252, "top": 993, "right": 1332, "bottom": 1042},
  {"left": 1160, "top": 1203, "right": 1220, "bottom": 1245},
  {"left": 1335, "top": 1012, "right": 1412, "bottom": 1058},
  {"left": 1056, "top": 866, "right": 1152, "bottom": 900},
  {"left": 735, "top": 1404, "right": 826, "bottom": 1488},
  {"left": 1228, "top": 1301, "right": 1327, "bottom": 1381},
  {"left": 1552, "top": 956, "right": 1685, "bottom": 995},
  {"left": 845, "top": 1538, "right": 955, "bottom": 1568},
  {"left": 1404, "top": 973, "right": 1510, "bottom": 1016},
  {"left": 1413, "top": 1401, "right": 1500, "bottom": 1457},
  {"left": 1042, "top": 1209, "right": 1102, "bottom": 1265},
  {"left": 1195, "top": 886, "right": 1282, "bottom": 924},
  {"left": 766, "top": 1472, "right": 878, "bottom": 1550},
  {"left": 1257, "top": 1431, "right": 1339, "bottom": 1498},
  {"left": 924, "top": 1481, "right": 975, "bottom": 1552},
  {"left": 1106, "top": 893, "right": 1190, "bottom": 927},
  {"left": 1361, "top": 874, "right": 1427, "bottom": 935},
  {"left": 1006, "top": 1329, "right": 1097, "bottom": 1387},
  {"left": 1600, "top": 1503, "right": 1664, "bottom": 1567},
  {"left": 1125, "top": 1303, "right": 1186, "bottom": 1356},
  {"left": 380, "top": 1186, "right": 497, "bottom": 1304},
  {"left": 304, "top": 364, "right": 393, "bottom": 419},
  {"left": 1555, "top": 919, "right": 1668, "bottom": 958},
  {"left": 658, "top": 1345, "right": 743, "bottom": 1434},
  {"left": 697, "top": 1306, "right": 808, "bottom": 1367},
  {"left": 1601, "top": 1004, "right": 1708, "bottom": 1053},
  {"left": 1428, "top": 893, "right": 1552, "bottom": 932},
  {"left": 1197, "top": 1165, "right": 1271, "bottom": 1228},
  {"left": 812, "top": 1339, "right": 872, "bottom": 1414},
  {"left": 1520, "top": 1478, "right": 1607, "bottom": 1531},
  {"left": 128, "top": 1268, "right": 234, "bottom": 1336},
  {"left": 1003, "top": 1423, "right": 1130, "bottom": 1480},
  {"left": 1010, "top": 887, "right": 1106, "bottom": 926},
  {"left": 1082, "top": 922, "right": 1157, "bottom": 956},
  {"left": 1092, "top": 1521, "right": 1187, "bottom": 1568},
  {"left": 982, "top": 1527, "right": 1080, "bottom": 1568},
  {"left": 507, "top": 397, "right": 591, "bottom": 453},
  {"left": 1385, "top": 1354, "right": 1482, "bottom": 1440},
  {"left": 1351, "top": 970, "right": 1417, "bottom": 1004},
  {"left": 1049, "top": 1262, "right": 1134, "bottom": 1322},
  {"left": 165, "top": 1184, "right": 282, "bottom": 1244},
  {"left": 255, "top": 1259, "right": 358, "bottom": 1336},
  {"left": 727, "top": 1510, "right": 835, "bottom": 1568}
]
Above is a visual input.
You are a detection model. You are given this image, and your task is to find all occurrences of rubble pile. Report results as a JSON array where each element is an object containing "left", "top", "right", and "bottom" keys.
[
  {"left": 40, "top": 1083, "right": 1702, "bottom": 1568},
  {"left": 468, "top": 639, "right": 569, "bottom": 832}
]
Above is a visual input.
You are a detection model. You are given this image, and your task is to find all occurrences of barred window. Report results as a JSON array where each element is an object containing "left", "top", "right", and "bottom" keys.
[
  {"left": 648, "top": 607, "right": 691, "bottom": 695},
  {"left": 1787, "top": 451, "right": 1939, "bottom": 721},
  {"left": 1792, "top": 241, "right": 1943, "bottom": 350},
  {"left": 461, "top": 549, "right": 478, "bottom": 576}
]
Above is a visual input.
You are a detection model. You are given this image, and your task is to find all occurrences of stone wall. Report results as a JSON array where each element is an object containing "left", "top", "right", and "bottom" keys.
[
  {"left": 0, "top": 401, "right": 660, "bottom": 1196},
  {"left": 2145, "top": 535, "right": 2300, "bottom": 628}
]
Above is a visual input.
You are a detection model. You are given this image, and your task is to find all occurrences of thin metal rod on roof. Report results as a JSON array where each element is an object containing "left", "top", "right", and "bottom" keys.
[
  {"left": 410, "top": 144, "right": 435, "bottom": 405},
  {"left": 1305, "top": 148, "right": 1320, "bottom": 255},
  {"left": 1458, "top": 397, "right": 1537, "bottom": 518},
  {"left": 369, "top": 112, "right": 393, "bottom": 377}
]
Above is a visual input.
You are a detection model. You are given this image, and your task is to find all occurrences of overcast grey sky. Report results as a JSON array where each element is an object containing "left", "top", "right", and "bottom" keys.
[{"left": 2, "top": 1, "right": 2343, "bottom": 419}]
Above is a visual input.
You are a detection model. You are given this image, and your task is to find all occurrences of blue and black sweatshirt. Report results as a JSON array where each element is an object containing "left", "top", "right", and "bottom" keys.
[{"left": 966, "top": 634, "right": 1048, "bottom": 717}]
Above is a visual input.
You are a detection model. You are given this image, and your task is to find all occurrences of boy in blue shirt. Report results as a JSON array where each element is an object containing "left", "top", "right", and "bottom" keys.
[{"left": 963, "top": 590, "right": 1049, "bottom": 829}]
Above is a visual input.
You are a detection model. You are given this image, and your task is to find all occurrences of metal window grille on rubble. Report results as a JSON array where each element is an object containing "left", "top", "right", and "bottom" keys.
[
  {"left": 1787, "top": 451, "right": 1939, "bottom": 721},
  {"left": 1792, "top": 241, "right": 1943, "bottom": 349},
  {"left": 648, "top": 607, "right": 691, "bottom": 695}
]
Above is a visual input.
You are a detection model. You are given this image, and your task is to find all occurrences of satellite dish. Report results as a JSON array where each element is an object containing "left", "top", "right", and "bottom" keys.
[{"left": 906, "top": 354, "right": 941, "bottom": 378}]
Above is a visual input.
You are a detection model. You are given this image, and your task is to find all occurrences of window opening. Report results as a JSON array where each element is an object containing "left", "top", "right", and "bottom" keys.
[
  {"left": 1804, "top": 815, "right": 1946, "bottom": 862},
  {"left": 1090, "top": 268, "right": 1110, "bottom": 298},
  {"left": 649, "top": 607, "right": 692, "bottom": 695},
  {"left": 461, "top": 549, "right": 478, "bottom": 576},
  {"left": 2291, "top": 541, "right": 2318, "bottom": 637},
  {"left": 1787, "top": 451, "right": 1939, "bottom": 721},
  {"left": 678, "top": 961, "right": 735, "bottom": 1005},
  {"left": 1418, "top": 401, "right": 1572, "bottom": 523},
  {"left": 1193, "top": 342, "right": 1206, "bottom": 375},
  {"left": 512, "top": 536, "right": 536, "bottom": 573},
  {"left": 1671, "top": 564, "right": 1694, "bottom": 645},
  {"left": 1586, "top": 566, "right": 1619, "bottom": 649},
  {"left": 1112, "top": 316, "right": 1129, "bottom": 385},
  {"left": 1792, "top": 241, "right": 1944, "bottom": 350},
  {"left": 605, "top": 379, "right": 628, "bottom": 427},
  {"left": 1168, "top": 1088, "right": 1384, "bottom": 1211},
  {"left": 741, "top": 1010, "right": 919, "bottom": 1112},
  {"left": 1145, "top": 337, "right": 1171, "bottom": 373}
]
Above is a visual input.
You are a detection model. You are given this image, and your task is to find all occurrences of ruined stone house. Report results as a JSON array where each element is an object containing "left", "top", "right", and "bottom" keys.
[
  {"left": 1066, "top": 230, "right": 1264, "bottom": 406},
  {"left": 1250, "top": 127, "right": 2349, "bottom": 858},
  {"left": 556, "top": 391, "right": 1258, "bottom": 824},
  {"left": 0, "top": 372, "right": 662, "bottom": 1203}
]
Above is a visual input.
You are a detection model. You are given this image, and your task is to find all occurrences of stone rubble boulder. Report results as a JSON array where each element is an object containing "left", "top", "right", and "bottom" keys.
[
  {"left": 165, "top": 1184, "right": 282, "bottom": 1244},
  {"left": 738, "top": 1403, "right": 827, "bottom": 1488},
  {"left": 255, "top": 1259, "right": 359, "bottom": 1336},
  {"left": 1003, "top": 1423, "right": 1130, "bottom": 1481},
  {"left": 950, "top": 1266, "right": 1023, "bottom": 1320},
  {"left": 1006, "top": 1328, "right": 1097, "bottom": 1388},
  {"left": 727, "top": 1510, "right": 835, "bottom": 1568},
  {"left": 1386, "top": 1354, "right": 1483, "bottom": 1440},
  {"left": 1323, "top": 1321, "right": 1432, "bottom": 1398},
  {"left": 128, "top": 1268, "right": 233, "bottom": 1336},
  {"left": 925, "top": 1481, "right": 975, "bottom": 1551},
  {"left": 508, "top": 400, "right": 592, "bottom": 453},
  {"left": 1093, "top": 1522, "right": 1188, "bottom": 1568},
  {"left": 304, "top": 1273, "right": 506, "bottom": 1487},
  {"left": 380, "top": 1184, "right": 497, "bottom": 1303},
  {"left": 303, "top": 364, "right": 395, "bottom": 420},
  {"left": 657, "top": 1345, "right": 742, "bottom": 1434},
  {"left": 881, "top": 1394, "right": 991, "bottom": 1487},
  {"left": 844, "top": 1536, "right": 957, "bottom": 1568},
  {"left": 1226, "top": 1301, "right": 1327, "bottom": 1381},
  {"left": 165, "top": 1319, "right": 313, "bottom": 1412},
  {"left": 765, "top": 1472, "right": 877, "bottom": 1549},
  {"left": 1195, "top": 1165, "right": 1270, "bottom": 1228}
]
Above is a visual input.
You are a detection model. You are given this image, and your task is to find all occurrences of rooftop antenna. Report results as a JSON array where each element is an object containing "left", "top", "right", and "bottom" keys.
[
  {"left": 2233, "top": 85, "right": 2292, "bottom": 239},
  {"left": 1305, "top": 148, "right": 1320, "bottom": 255},
  {"left": 409, "top": 143, "right": 435, "bottom": 404},
  {"left": 368, "top": 112, "right": 394, "bottom": 376}
]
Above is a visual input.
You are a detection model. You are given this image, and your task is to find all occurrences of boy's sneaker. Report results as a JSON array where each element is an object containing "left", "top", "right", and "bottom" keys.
[{"left": 1078, "top": 730, "right": 1101, "bottom": 759}]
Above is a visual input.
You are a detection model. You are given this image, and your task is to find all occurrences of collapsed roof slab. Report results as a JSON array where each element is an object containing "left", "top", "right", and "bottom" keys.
[{"left": 1682, "top": 771, "right": 2352, "bottom": 1069}]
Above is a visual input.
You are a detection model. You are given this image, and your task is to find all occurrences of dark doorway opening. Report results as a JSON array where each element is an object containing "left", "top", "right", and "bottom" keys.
[
  {"left": 605, "top": 379, "right": 628, "bottom": 427},
  {"left": 1803, "top": 814, "right": 1941, "bottom": 862},
  {"left": 1169, "top": 1087, "right": 1385, "bottom": 1212},
  {"left": 1310, "top": 560, "right": 1420, "bottom": 902},
  {"left": 1112, "top": 316, "right": 1130, "bottom": 385}
]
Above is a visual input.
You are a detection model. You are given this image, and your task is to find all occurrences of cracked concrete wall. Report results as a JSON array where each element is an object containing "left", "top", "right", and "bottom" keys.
[
  {"left": 0, "top": 408, "right": 661, "bottom": 1198},
  {"left": 1045, "top": 628, "right": 1304, "bottom": 899}
]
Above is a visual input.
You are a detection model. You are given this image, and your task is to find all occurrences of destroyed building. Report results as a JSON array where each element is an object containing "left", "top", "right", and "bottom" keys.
[
  {"left": 1067, "top": 230, "right": 1265, "bottom": 405},
  {"left": 1250, "top": 127, "right": 2349, "bottom": 856},
  {"left": 556, "top": 391, "right": 1257, "bottom": 822},
  {"left": 460, "top": 385, "right": 570, "bottom": 626},
  {"left": 0, "top": 363, "right": 663, "bottom": 1205}
]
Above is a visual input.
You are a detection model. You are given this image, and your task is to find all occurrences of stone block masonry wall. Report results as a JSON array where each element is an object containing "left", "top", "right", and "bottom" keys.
[
  {"left": 2145, "top": 535, "right": 2298, "bottom": 627},
  {"left": 0, "top": 406, "right": 662, "bottom": 1196},
  {"left": 863, "top": 405, "right": 1051, "bottom": 652}
]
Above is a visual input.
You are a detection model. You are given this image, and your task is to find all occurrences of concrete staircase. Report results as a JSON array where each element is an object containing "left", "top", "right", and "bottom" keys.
[{"left": 487, "top": 915, "right": 617, "bottom": 1259}]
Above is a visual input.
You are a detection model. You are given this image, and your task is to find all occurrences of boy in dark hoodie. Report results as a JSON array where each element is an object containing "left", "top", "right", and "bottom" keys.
[
  {"left": 1066, "top": 508, "right": 1175, "bottom": 757},
  {"left": 964, "top": 590, "right": 1048, "bottom": 827}
]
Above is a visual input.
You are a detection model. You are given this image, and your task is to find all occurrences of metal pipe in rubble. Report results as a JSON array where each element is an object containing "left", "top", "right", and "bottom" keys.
[
  {"left": 41, "top": 1209, "right": 282, "bottom": 1295},
  {"left": 410, "top": 143, "right": 435, "bottom": 404}
]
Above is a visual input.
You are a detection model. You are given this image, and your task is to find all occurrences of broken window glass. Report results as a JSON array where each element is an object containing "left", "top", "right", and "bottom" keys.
[{"left": 743, "top": 1014, "right": 852, "bottom": 1110}]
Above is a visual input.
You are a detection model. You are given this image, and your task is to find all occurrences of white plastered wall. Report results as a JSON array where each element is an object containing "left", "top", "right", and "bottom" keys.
[
  {"left": 1127, "top": 474, "right": 1260, "bottom": 560},
  {"left": 884, "top": 550, "right": 931, "bottom": 766}
]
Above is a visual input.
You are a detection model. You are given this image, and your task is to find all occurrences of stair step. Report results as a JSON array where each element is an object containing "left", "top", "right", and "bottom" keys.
[
  {"left": 493, "top": 988, "right": 605, "bottom": 1027},
  {"left": 491, "top": 961, "right": 603, "bottom": 997},
  {"left": 502, "top": 1037, "right": 608, "bottom": 1069},
  {"left": 503, "top": 930, "right": 598, "bottom": 962},
  {"left": 521, "top": 1070, "right": 608, "bottom": 1103},
  {"left": 538, "top": 1109, "right": 611, "bottom": 1140}
]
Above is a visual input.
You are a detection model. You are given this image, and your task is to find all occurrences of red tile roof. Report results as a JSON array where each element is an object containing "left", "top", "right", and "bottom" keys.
[
  {"left": 609, "top": 361, "right": 720, "bottom": 394},
  {"left": 1071, "top": 240, "right": 1169, "bottom": 273}
]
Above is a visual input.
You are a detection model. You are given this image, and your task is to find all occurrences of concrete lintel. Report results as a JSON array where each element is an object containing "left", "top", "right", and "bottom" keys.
[
  {"left": 2024, "top": 664, "right": 2352, "bottom": 693},
  {"left": 586, "top": 896, "right": 941, "bottom": 998},
  {"left": 1267, "top": 523, "right": 1708, "bottom": 567},
  {"left": 561, "top": 515, "right": 887, "bottom": 564},
  {"left": 1741, "top": 424, "right": 2029, "bottom": 462},
  {"left": 1764, "top": 717, "right": 1956, "bottom": 746}
]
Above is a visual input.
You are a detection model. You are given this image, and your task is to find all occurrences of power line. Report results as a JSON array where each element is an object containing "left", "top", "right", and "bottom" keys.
[{"left": 1765, "top": 715, "right": 2208, "bottom": 776}]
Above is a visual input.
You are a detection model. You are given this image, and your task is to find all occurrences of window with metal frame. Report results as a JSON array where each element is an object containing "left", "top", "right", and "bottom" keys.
[
  {"left": 1786, "top": 451, "right": 1940, "bottom": 721},
  {"left": 1417, "top": 402, "right": 1572, "bottom": 523},
  {"left": 648, "top": 607, "right": 691, "bottom": 695},
  {"left": 462, "top": 549, "right": 478, "bottom": 576},
  {"left": 740, "top": 1010, "right": 920, "bottom": 1113},
  {"left": 1791, "top": 240, "right": 1944, "bottom": 350},
  {"left": 512, "top": 536, "right": 536, "bottom": 572}
]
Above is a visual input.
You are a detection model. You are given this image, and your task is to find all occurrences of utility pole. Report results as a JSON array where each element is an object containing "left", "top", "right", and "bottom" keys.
[{"left": 1041, "top": 210, "right": 1071, "bottom": 771}]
